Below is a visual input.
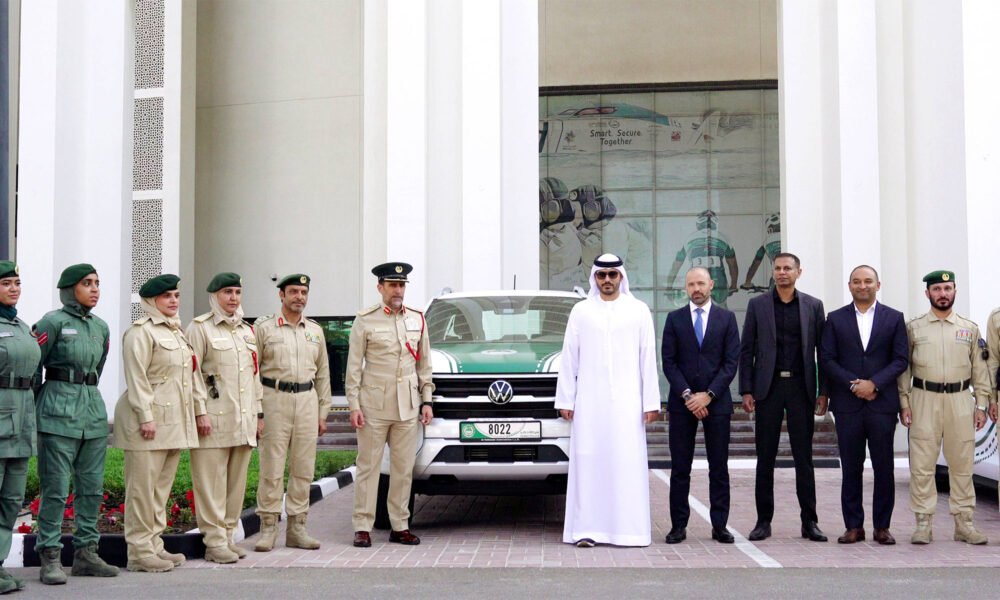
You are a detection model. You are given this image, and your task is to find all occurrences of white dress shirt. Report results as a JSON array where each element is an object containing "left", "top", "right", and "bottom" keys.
[
  {"left": 689, "top": 300, "right": 712, "bottom": 340},
  {"left": 855, "top": 300, "right": 877, "bottom": 351}
]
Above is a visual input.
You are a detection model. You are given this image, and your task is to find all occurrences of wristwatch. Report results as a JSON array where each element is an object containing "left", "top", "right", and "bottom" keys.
[
  {"left": 681, "top": 389, "right": 693, "bottom": 401},
  {"left": 420, "top": 402, "right": 433, "bottom": 409},
  {"left": 707, "top": 390, "right": 717, "bottom": 401},
  {"left": 258, "top": 412, "right": 264, "bottom": 419}
]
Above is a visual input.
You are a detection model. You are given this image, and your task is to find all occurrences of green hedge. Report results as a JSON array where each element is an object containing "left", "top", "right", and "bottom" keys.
[{"left": 25, "top": 448, "right": 357, "bottom": 510}]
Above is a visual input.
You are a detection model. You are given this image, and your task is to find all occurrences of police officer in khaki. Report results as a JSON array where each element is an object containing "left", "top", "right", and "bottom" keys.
[
  {"left": 187, "top": 273, "right": 263, "bottom": 563},
  {"left": 898, "top": 270, "right": 990, "bottom": 545},
  {"left": 347, "top": 262, "right": 433, "bottom": 548},
  {"left": 253, "top": 274, "right": 331, "bottom": 552},
  {"left": 114, "top": 274, "right": 209, "bottom": 572},
  {"left": 980, "top": 304, "right": 1000, "bottom": 427}
]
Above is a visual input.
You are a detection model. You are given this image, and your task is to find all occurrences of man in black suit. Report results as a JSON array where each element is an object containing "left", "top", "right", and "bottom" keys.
[
  {"left": 661, "top": 267, "right": 740, "bottom": 544},
  {"left": 739, "top": 252, "right": 828, "bottom": 541},
  {"left": 819, "top": 265, "right": 908, "bottom": 545}
]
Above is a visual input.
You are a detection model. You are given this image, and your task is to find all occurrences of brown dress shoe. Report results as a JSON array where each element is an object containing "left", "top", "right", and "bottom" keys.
[
  {"left": 353, "top": 531, "right": 372, "bottom": 548},
  {"left": 837, "top": 528, "right": 865, "bottom": 544},
  {"left": 389, "top": 529, "right": 421, "bottom": 545},
  {"left": 873, "top": 529, "right": 896, "bottom": 545}
]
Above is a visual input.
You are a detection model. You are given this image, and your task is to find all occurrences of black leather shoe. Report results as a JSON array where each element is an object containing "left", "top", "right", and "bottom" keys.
[
  {"left": 389, "top": 529, "right": 421, "bottom": 545},
  {"left": 664, "top": 527, "right": 686, "bottom": 544},
  {"left": 747, "top": 522, "right": 771, "bottom": 541},
  {"left": 353, "top": 531, "right": 371, "bottom": 548},
  {"left": 712, "top": 527, "right": 735, "bottom": 543},
  {"left": 801, "top": 521, "right": 828, "bottom": 542}
]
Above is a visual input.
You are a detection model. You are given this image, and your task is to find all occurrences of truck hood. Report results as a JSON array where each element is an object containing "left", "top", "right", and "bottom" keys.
[{"left": 431, "top": 343, "right": 562, "bottom": 374}]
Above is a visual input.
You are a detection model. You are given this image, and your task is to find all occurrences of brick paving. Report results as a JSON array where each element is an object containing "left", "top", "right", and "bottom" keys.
[{"left": 187, "top": 465, "right": 1000, "bottom": 569}]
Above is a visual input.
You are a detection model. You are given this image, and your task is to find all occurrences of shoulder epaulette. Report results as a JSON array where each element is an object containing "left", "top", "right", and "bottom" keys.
[
  {"left": 404, "top": 305, "right": 423, "bottom": 315},
  {"left": 253, "top": 314, "right": 274, "bottom": 325},
  {"left": 132, "top": 315, "right": 152, "bottom": 326},
  {"left": 305, "top": 316, "right": 320, "bottom": 326},
  {"left": 357, "top": 304, "right": 381, "bottom": 316},
  {"left": 192, "top": 312, "right": 212, "bottom": 323}
]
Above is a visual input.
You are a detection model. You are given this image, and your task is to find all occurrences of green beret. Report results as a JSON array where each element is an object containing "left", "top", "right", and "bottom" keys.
[
  {"left": 371, "top": 262, "right": 412, "bottom": 282},
  {"left": 139, "top": 274, "right": 181, "bottom": 298},
  {"left": 277, "top": 273, "right": 310, "bottom": 289},
  {"left": 923, "top": 270, "right": 956, "bottom": 287},
  {"left": 57, "top": 263, "right": 97, "bottom": 288},
  {"left": 0, "top": 261, "right": 18, "bottom": 280},
  {"left": 207, "top": 272, "right": 242, "bottom": 293}
]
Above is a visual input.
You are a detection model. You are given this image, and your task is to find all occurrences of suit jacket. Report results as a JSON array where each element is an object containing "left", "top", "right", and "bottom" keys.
[
  {"left": 739, "top": 288, "right": 828, "bottom": 401},
  {"left": 818, "top": 302, "right": 908, "bottom": 414},
  {"left": 661, "top": 303, "right": 740, "bottom": 415}
]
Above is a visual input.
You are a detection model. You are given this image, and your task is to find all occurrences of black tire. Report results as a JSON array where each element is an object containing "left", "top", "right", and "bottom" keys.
[
  {"left": 374, "top": 474, "right": 418, "bottom": 530},
  {"left": 374, "top": 473, "right": 391, "bottom": 530}
]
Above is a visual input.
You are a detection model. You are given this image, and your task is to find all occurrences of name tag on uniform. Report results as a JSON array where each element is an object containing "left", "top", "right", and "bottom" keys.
[
  {"left": 405, "top": 318, "right": 421, "bottom": 331},
  {"left": 304, "top": 331, "right": 322, "bottom": 344},
  {"left": 0, "top": 332, "right": 12, "bottom": 338},
  {"left": 61, "top": 328, "right": 78, "bottom": 335},
  {"left": 956, "top": 329, "right": 973, "bottom": 343}
]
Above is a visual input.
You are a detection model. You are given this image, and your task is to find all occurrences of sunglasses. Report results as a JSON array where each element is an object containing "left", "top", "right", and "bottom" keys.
[{"left": 595, "top": 270, "right": 620, "bottom": 280}]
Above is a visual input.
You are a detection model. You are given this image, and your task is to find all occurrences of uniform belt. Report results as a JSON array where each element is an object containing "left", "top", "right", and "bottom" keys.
[
  {"left": 0, "top": 376, "right": 33, "bottom": 390},
  {"left": 261, "top": 377, "right": 314, "bottom": 393},
  {"left": 912, "top": 377, "right": 970, "bottom": 394},
  {"left": 777, "top": 370, "right": 798, "bottom": 378},
  {"left": 45, "top": 367, "right": 99, "bottom": 386}
]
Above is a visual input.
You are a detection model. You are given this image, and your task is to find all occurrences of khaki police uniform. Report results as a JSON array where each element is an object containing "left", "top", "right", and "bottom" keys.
[
  {"left": 982, "top": 307, "right": 1000, "bottom": 407},
  {"left": 898, "top": 310, "right": 990, "bottom": 515},
  {"left": 114, "top": 313, "right": 207, "bottom": 562},
  {"left": 253, "top": 313, "right": 331, "bottom": 517},
  {"left": 346, "top": 302, "right": 433, "bottom": 532},
  {"left": 187, "top": 312, "right": 262, "bottom": 552}
]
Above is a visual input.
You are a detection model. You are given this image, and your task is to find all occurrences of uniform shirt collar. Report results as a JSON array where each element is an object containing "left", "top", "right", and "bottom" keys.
[
  {"left": 928, "top": 310, "right": 957, "bottom": 323},
  {"left": 277, "top": 312, "right": 306, "bottom": 327},
  {"left": 381, "top": 301, "right": 405, "bottom": 317}
]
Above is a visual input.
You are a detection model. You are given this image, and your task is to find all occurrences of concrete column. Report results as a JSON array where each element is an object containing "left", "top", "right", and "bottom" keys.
[
  {"left": 961, "top": 0, "right": 1000, "bottom": 325},
  {"left": 16, "top": 0, "right": 133, "bottom": 409}
]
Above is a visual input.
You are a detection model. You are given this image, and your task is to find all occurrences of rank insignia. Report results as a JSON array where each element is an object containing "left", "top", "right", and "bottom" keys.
[
  {"left": 36, "top": 332, "right": 48, "bottom": 345},
  {"left": 942, "top": 273, "right": 950, "bottom": 281}
]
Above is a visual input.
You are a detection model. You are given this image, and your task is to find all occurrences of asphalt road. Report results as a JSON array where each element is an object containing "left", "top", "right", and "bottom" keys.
[{"left": 5, "top": 567, "right": 1000, "bottom": 599}]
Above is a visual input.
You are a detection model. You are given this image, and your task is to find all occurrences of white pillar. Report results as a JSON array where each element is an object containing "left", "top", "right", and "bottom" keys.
[
  {"left": 961, "top": 0, "right": 1000, "bottom": 325},
  {"left": 17, "top": 0, "right": 133, "bottom": 409},
  {"left": 834, "top": 0, "right": 881, "bottom": 302},
  {"left": 901, "top": 1, "right": 970, "bottom": 316}
]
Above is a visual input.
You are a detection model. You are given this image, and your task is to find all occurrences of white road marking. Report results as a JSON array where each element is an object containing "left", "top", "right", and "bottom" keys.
[{"left": 652, "top": 469, "right": 782, "bottom": 568}]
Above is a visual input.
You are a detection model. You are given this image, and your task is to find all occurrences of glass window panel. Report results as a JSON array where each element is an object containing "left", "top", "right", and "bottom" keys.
[
  {"left": 710, "top": 188, "right": 764, "bottom": 215},
  {"left": 608, "top": 190, "right": 652, "bottom": 215},
  {"left": 656, "top": 189, "right": 709, "bottom": 215},
  {"left": 708, "top": 89, "right": 762, "bottom": 114},
  {"left": 603, "top": 216, "right": 654, "bottom": 288},
  {"left": 708, "top": 114, "right": 762, "bottom": 187},
  {"left": 764, "top": 112, "right": 779, "bottom": 186},
  {"left": 654, "top": 91, "right": 709, "bottom": 117}
]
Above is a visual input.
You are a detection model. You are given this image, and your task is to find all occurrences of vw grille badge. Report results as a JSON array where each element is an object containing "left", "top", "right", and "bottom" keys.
[{"left": 487, "top": 380, "right": 514, "bottom": 405}]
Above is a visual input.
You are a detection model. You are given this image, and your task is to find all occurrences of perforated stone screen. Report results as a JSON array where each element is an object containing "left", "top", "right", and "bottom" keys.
[
  {"left": 133, "top": 97, "right": 164, "bottom": 191},
  {"left": 131, "top": 198, "right": 163, "bottom": 293},
  {"left": 135, "top": 0, "right": 165, "bottom": 89}
]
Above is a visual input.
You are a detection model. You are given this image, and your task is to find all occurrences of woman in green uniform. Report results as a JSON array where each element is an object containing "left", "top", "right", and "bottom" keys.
[
  {"left": 186, "top": 273, "right": 263, "bottom": 563},
  {"left": 0, "top": 261, "right": 40, "bottom": 594},
  {"left": 32, "top": 264, "right": 119, "bottom": 584},
  {"left": 113, "top": 275, "right": 208, "bottom": 573}
]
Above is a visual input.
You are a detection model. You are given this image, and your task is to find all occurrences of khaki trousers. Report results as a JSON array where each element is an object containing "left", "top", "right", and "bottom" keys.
[
  {"left": 352, "top": 415, "right": 418, "bottom": 532},
  {"left": 908, "top": 390, "right": 976, "bottom": 514},
  {"left": 124, "top": 449, "right": 181, "bottom": 560},
  {"left": 190, "top": 445, "right": 252, "bottom": 549},
  {"left": 257, "top": 392, "right": 317, "bottom": 516}
]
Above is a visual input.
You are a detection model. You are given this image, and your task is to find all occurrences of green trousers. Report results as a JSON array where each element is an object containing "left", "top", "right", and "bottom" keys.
[
  {"left": 0, "top": 457, "right": 28, "bottom": 561},
  {"left": 36, "top": 433, "right": 106, "bottom": 550}
]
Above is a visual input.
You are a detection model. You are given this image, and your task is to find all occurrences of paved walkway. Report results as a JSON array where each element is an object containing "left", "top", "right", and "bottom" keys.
[{"left": 191, "top": 465, "right": 1000, "bottom": 570}]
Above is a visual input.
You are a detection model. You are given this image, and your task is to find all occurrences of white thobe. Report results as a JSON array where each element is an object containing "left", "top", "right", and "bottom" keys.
[{"left": 555, "top": 293, "right": 661, "bottom": 546}]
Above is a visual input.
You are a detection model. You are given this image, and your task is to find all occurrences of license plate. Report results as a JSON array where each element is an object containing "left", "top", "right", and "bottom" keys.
[{"left": 459, "top": 421, "right": 541, "bottom": 442}]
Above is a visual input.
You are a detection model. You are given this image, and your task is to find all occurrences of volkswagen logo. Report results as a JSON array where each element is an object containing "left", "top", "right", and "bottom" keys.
[{"left": 487, "top": 380, "right": 514, "bottom": 405}]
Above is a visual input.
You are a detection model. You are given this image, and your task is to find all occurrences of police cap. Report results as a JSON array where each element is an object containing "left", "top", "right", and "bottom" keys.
[
  {"left": 139, "top": 274, "right": 180, "bottom": 298},
  {"left": 57, "top": 263, "right": 97, "bottom": 288},
  {"left": 372, "top": 262, "right": 412, "bottom": 282},
  {"left": 207, "top": 272, "right": 243, "bottom": 293},
  {"left": 277, "top": 273, "right": 310, "bottom": 290},
  {"left": 0, "top": 261, "right": 19, "bottom": 280},
  {"left": 923, "top": 270, "right": 956, "bottom": 287}
]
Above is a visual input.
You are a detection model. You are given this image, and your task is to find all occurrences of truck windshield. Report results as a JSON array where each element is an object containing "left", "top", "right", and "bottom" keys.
[{"left": 426, "top": 296, "right": 580, "bottom": 344}]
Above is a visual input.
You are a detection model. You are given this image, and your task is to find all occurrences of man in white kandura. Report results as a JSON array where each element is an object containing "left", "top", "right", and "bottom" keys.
[{"left": 555, "top": 253, "right": 661, "bottom": 547}]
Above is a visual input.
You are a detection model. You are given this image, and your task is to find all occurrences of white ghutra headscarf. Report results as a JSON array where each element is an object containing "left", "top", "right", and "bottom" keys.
[{"left": 587, "top": 253, "right": 631, "bottom": 299}]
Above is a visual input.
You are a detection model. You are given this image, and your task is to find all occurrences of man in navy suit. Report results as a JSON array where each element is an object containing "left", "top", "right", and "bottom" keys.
[
  {"left": 662, "top": 267, "right": 740, "bottom": 544},
  {"left": 819, "top": 265, "right": 908, "bottom": 545}
]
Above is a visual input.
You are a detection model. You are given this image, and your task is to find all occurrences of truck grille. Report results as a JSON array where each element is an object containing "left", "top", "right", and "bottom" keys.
[
  {"left": 432, "top": 401, "right": 557, "bottom": 419},
  {"left": 432, "top": 376, "right": 558, "bottom": 398}
]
